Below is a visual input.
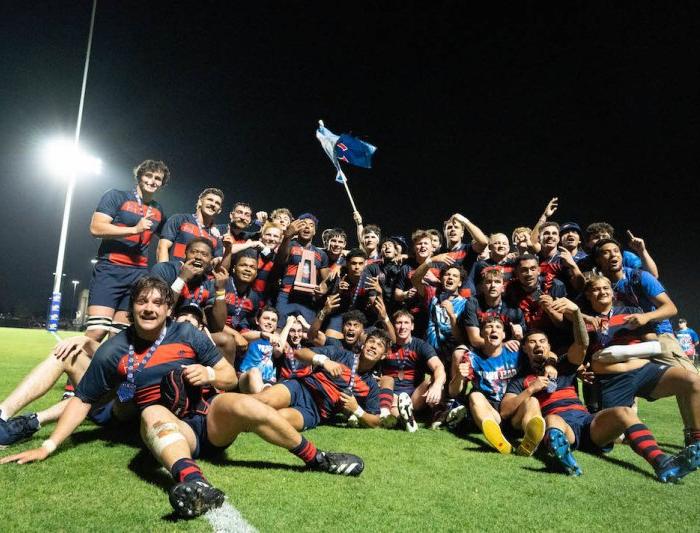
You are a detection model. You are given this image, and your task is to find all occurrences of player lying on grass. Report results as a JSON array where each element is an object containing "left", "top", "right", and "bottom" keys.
[
  {"left": 253, "top": 328, "right": 391, "bottom": 430},
  {"left": 582, "top": 274, "right": 700, "bottom": 454},
  {"left": 1, "top": 277, "right": 366, "bottom": 519},
  {"left": 503, "top": 297, "right": 698, "bottom": 482},
  {"left": 449, "top": 317, "right": 545, "bottom": 455},
  {"left": 377, "top": 310, "right": 446, "bottom": 432}
]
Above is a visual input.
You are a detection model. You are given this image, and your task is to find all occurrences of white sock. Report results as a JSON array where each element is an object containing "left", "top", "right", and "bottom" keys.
[{"left": 380, "top": 408, "right": 391, "bottom": 418}]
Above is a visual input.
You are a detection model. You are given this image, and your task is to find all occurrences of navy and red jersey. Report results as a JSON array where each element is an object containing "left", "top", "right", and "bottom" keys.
[
  {"left": 327, "top": 253, "right": 347, "bottom": 275},
  {"left": 150, "top": 260, "right": 216, "bottom": 310},
  {"left": 538, "top": 252, "right": 570, "bottom": 284},
  {"left": 280, "top": 240, "right": 329, "bottom": 293},
  {"left": 297, "top": 345, "right": 379, "bottom": 421},
  {"left": 434, "top": 243, "right": 479, "bottom": 297},
  {"left": 326, "top": 272, "right": 377, "bottom": 316},
  {"left": 395, "top": 261, "right": 430, "bottom": 335},
  {"left": 459, "top": 296, "right": 525, "bottom": 334},
  {"left": 470, "top": 258, "right": 516, "bottom": 287},
  {"left": 253, "top": 249, "right": 277, "bottom": 298},
  {"left": 381, "top": 337, "right": 438, "bottom": 391},
  {"left": 365, "top": 260, "right": 404, "bottom": 305},
  {"left": 224, "top": 278, "right": 262, "bottom": 331},
  {"left": 95, "top": 189, "right": 165, "bottom": 267},
  {"left": 586, "top": 305, "right": 652, "bottom": 355},
  {"left": 277, "top": 343, "right": 313, "bottom": 380},
  {"left": 504, "top": 275, "right": 567, "bottom": 331},
  {"left": 160, "top": 213, "right": 223, "bottom": 260},
  {"left": 75, "top": 320, "right": 221, "bottom": 411},
  {"left": 506, "top": 358, "right": 588, "bottom": 417}
]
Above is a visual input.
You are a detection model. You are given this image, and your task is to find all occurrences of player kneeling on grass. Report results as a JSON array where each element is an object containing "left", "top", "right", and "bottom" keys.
[
  {"left": 253, "top": 329, "right": 390, "bottom": 430},
  {"left": 449, "top": 318, "right": 544, "bottom": 455},
  {"left": 378, "top": 310, "right": 446, "bottom": 432},
  {"left": 1, "top": 276, "right": 365, "bottom": 519},
  {"left": 502, "top": 297, "right": 697, "bottom": 482}
]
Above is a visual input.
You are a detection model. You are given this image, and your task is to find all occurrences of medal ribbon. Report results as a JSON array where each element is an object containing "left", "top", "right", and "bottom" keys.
[{"left": 125, "top": 326, "right": 167, "bottom": 387}]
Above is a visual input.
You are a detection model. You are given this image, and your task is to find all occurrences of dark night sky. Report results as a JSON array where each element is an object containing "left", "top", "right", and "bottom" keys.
[{"left": 0, "top": 2, "right": 698, "bottom": 321}]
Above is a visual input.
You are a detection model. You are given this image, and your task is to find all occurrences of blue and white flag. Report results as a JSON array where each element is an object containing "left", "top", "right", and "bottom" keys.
[{"left": 316, "top": 120, "right": 377, "bottom": 183}]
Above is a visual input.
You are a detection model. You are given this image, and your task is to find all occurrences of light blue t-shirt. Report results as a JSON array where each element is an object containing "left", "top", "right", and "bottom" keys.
[
  {"left": 240, "top": 339, "right": 277, "bottom": 383},
  {"left": 467, "top": 347, "right": 521, "bottom": 404}
]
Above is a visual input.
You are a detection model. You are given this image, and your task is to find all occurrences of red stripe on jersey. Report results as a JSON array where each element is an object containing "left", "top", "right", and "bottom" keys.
[
  {"left": 107, "top": 252, "right": 148, "bottom": 267},
  {"left": 117, "top": 343, "right": 196, "bottom": 374}
]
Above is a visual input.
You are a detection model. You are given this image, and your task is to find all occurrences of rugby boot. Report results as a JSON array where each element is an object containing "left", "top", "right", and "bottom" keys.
[
  {"left": 0, "top": 413, "right": 40, "bottom": 447},
  {"left": 307, "top": 451, "right": 364, "bottom": 476},
  {"left": 169, "top": 479, "right": 225, "bottom": 518}
]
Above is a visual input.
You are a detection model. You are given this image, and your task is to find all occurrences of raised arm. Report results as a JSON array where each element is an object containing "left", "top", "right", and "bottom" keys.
[
  {"left": 529, "top": 197, "right": 558, "bottom": 254},
  {"left": 451, "top": 213, "right": 488, "bottom": 253}
]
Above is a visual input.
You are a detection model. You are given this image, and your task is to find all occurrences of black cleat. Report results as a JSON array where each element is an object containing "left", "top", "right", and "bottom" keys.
[
  {"left": 168, "top": 480, "right": 225, "bottom": 518},
  {"left": 0, "top": 413, "right": 40, "bottom": 448},
  {"left": 307, "top": 451, "right": 364, "bottom": 476}
]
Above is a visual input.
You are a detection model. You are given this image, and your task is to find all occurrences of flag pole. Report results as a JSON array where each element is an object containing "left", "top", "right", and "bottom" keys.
[{"left": 341, "top": 175, "right": 359, "bottom": 212}]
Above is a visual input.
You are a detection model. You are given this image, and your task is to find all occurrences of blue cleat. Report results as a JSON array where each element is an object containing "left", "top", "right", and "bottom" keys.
[
  {"left": 679, "top": 442, "right": 700, "bottom": 471},
  {"left": 655, "top": 456, "right": 682, "bottom": 483},
  {"left": 546, "top": 428, "right": 582, "bottom": 476},
  {"left": 0, "top": 413, "right": 40, "bottom": 448}
]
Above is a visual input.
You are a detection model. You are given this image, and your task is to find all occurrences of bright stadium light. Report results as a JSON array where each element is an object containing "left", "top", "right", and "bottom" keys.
[{"left": 43, "top": 139, "right": 102, "bottom": 178}]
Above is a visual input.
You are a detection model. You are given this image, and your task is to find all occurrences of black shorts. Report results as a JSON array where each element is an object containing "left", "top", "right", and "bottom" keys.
[
  {"left": 596, "top": 363, "right": 670, "bottom": 409},
  {"left": 181, "top": 412, "right": 228, "bottom": 459}
]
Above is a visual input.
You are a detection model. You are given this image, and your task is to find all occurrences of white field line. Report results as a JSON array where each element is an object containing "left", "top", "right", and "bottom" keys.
[{"left": 205, "top": 498, "right": 258, "bottom": 533}]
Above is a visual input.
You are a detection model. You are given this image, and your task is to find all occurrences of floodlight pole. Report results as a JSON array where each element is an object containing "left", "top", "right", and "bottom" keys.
[{"left": 47, "top": 0, "right": 98, "bottom": 333}]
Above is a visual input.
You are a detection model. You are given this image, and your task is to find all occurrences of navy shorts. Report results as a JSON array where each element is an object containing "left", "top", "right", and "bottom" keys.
[
  {"left": 88, "top": 260, "right": 147, "bottom": 310},
  {"left": 276, "top": 292, "right": 316, "bottom": 325},
  {"left": 596, "top": 362, "right": 670, "bottom": 409},
  {"left": 281, "top": 379, "right": 321, "bottom": 430},
  {"left": 182, "top": 412, "right": 228, "bottom": 459},
  {"left": 394, "top": 380, "right": 418, "bottom": 397},
  {"left": 556, "top": 409, "right": 612, "bottom": 452}
]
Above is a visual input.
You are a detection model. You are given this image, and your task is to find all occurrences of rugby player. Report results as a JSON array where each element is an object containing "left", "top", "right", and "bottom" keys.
[
  {"left": 86, "top": 159, "right": 169, "bottom": 340},
  {"left": 1, "top": 277, "right": 365, "bottom": 519}
]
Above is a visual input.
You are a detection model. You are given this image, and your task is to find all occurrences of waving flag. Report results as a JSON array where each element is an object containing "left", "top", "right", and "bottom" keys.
[{"left": 316, "top": 120, "right": 377, "bottom": 183}]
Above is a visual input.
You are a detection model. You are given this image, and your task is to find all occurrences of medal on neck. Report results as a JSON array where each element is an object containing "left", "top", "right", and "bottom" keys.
[{"left": 117, "top": 326, "right": 167, "bottom": 403}]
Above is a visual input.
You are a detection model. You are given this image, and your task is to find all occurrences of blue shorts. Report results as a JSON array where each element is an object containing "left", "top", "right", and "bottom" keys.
[
  {"left": 88, "top": 260, "right": 147, "bottom": 310},
  {"left": 326, "top": 313, "right": 343, "bottom": 333},
  {"left": 281, "top": 379, "right": 321, "bottom": 431},
  {"left": 556, "top": 409, "right": 612, "bottom": 452},
  {"left": 597, "top": 362, "right": 670, "bottom": 409},
  {"left": 276, "top": 292, "right": 316, "bottom": 325},
  {"left": 182, "top": 412, "right": 228, "bottom": 459}
]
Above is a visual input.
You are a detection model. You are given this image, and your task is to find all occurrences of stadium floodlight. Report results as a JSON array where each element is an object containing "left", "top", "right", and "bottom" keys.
[
  {"left": 46, "top": 143, "right": 101, "bottom": 333},
  {"left": 43, "top": 139, "right": 102, "bottom": 178}
]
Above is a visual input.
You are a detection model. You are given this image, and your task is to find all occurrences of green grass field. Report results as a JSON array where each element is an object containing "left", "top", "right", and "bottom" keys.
[{"left": 0, "top": 326, "right": 698, "bottom": 532}]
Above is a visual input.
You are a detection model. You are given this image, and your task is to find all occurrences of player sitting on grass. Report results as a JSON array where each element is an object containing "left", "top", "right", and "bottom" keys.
[
  {"left": 582, "top": 275, "right": 700, "bottom": 458},
  {"left": 448, "top": 318, "right": 542, "bottom": 455},
  {"left": 237, "top": 308, "right": 295, "bottom": 393},
  {"left": 503, "top": 296, "right": 698, "bottom": 482},
  {"left": 1, "top": 276, "right": 365, "bottom": 520},
  {"left": 253, "top": 329, "right": 391, "bottom": 430},
  {"left": 378, "top": 310, "right": 446, "bottom": 432}
]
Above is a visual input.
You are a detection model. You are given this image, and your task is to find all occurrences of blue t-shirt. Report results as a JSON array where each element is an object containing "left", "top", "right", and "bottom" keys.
[
  {"left": 240, "top": 339, "right": 277, "bottom": 383},
  {"left": 612, "top": 267, "right": 673, "bottom": 334},
  {"left": 676, "top": 328, "right": 699, "bottom": 356},
  {"left": 466, "top": 347, "right": 521, "bottom": 404},
  {"left": 425, "top": 289, "right": 467, "bottom": 356}
]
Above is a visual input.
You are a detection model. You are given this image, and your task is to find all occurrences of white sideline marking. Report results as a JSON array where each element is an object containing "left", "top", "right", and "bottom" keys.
[
  {"left": 49, "top": 331, "right": 63, "bottom": 342},
  {"left": 205, "top": 499, "right": 257, "bottom": 533}
]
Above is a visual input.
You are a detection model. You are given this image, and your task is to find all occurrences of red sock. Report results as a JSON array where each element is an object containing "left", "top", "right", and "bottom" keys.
[
  {"left": 171, "top": 458, "right": 207, "bottom": 483},
  {"left": 290, "top": 436, "right": 318, "bottom": 464},
  {"left": 625, "top": 424, "right": 669, "bottom": 469}
]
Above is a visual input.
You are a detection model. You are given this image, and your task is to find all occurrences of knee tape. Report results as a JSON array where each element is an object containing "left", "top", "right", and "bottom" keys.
[
  {"left": 145, "top": 421, "right": 186, "bottom": 455},
  {"left": 85, "top": 315, "right": 112, "bottom": 331},
  {"left": 110, "top": 322, "right": 130, "bottom": 334}
]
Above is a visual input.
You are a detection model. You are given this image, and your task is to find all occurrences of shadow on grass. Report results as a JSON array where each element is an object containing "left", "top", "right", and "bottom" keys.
[
  {"left": 69, "top": 422, "right": 142, "bottom": 449},
  {"left": 206, "top": 456, "right": 307, "bottom": 472},
  {"left": 127, "top": 448, "right": 172, "bottom": 491},
  {"left": 657, "top": 442, "right": 684, "bottom": 451},
  {"left": 588, "top": 452, "right": 656, "bottom": 480}
]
